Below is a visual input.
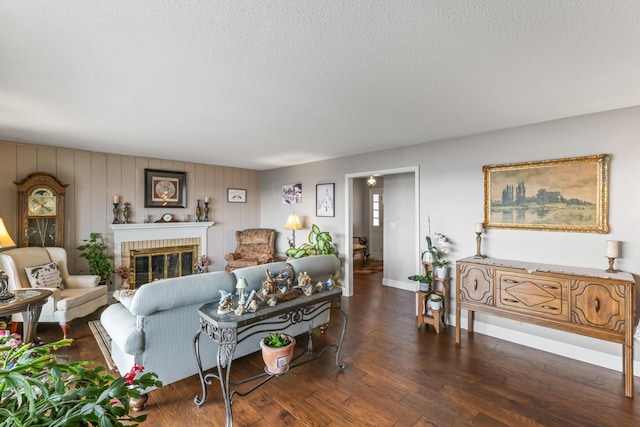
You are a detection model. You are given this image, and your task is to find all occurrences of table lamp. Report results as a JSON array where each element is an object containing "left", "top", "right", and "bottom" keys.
[
  {"left": 236, "top": 277, "right": 249, "bottom": 305},
  {"left": 0, "top": 218, "right": 16, "bottom": 251},
  {"left": 284, "top": 213, "right": 302, "bottom": 247}
]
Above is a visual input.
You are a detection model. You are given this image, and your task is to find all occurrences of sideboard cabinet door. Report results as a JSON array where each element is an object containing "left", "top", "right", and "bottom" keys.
[
  {"left": 571, "top": 280, "right": 627, "bottom": 333},
  {"left": 458, "top": 264, "right": 494, "bottom": 306}
]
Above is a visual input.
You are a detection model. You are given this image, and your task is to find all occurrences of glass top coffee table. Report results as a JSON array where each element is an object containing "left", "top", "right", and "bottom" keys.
[{"left": 0, "top": 289, "right": 52, "bottom": 343}]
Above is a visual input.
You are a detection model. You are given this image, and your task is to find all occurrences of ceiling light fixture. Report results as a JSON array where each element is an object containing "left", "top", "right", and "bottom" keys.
[{"left": 367, "top": 176, "right": 377, "bottom": 187}]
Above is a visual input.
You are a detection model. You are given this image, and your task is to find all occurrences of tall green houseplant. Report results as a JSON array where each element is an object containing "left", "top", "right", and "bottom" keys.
[{"left": 77, "top": 232, "right": 114, "bottom": 285}]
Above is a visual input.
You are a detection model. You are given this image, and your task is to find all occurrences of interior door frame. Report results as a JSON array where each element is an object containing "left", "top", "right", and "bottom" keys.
[{"left": 344, "top": 166, "right": 420, "bottom": 297}]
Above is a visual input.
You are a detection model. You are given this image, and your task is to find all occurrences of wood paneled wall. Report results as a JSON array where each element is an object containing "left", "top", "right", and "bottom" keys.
[{"left": 0, "top": 141, "right": 261, "bottom": 277}]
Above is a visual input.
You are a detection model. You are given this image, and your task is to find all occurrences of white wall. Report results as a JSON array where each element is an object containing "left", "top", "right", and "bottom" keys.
[{"left": 259, "top": 105, "right": 640, "bottom": 373}]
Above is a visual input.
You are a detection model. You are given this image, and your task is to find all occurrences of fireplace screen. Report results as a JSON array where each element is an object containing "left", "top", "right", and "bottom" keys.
[{"left": 129, "top": 244, "right": 196, "bottom": 287}]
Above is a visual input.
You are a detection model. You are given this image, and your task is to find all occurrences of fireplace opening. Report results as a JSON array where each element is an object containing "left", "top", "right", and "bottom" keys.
[{"left": 129, "top": 244, "right": 197, "bottom": 287}]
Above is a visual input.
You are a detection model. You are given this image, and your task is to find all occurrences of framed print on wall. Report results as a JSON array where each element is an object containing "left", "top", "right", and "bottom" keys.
[
  {"left": 227, "top": 188, "right": 246, "bottom": 203},
  {"left": 316, "top": 183, "right": 335, "bottom": 217},
  {"left": 282, "top": 183, "right": 302, "bottom": 204},
  {"left": 483, "top": 154, "right": 609, "bottom": 233},
  {"left": 144, "top": 169, "right": 186, "bottom": 208}
]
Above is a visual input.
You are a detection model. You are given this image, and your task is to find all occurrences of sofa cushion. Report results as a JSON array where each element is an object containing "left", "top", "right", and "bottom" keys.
[
  {"left": 56, "top": 286, "right": 107, "bottom": 311},
  {"left": 25, "top": 262, "right": 64, "bottom": 289}
]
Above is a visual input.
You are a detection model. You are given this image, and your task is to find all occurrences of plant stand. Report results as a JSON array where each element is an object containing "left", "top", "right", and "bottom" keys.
[{"left": 416, "top": 262, "right": 449, "bottom": 333}]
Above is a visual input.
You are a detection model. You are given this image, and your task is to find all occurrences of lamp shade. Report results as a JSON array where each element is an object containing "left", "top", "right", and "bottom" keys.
[
  {"left": 284, "top": 213, "right": 302, "bottom": 230},
  {"left": 0, "top": 218, "right": 16, "bottom": 250},
  {"left": 236, "top": 277, "right": 248, "bottom": 289}
]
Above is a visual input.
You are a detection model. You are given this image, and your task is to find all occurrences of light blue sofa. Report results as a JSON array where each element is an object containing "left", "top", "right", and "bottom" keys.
[{"left": 100, "top": 255, "right": 341, "bottom": 387}]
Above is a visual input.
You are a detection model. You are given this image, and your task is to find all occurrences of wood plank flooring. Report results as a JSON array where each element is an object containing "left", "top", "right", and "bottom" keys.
[{"left": 34, "top": 261, "right": 640, "bottom": 426}]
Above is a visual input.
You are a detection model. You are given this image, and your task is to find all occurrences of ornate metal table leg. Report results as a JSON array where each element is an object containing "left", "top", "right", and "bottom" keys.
[
  {"left": 334, "top": 305, "right": 348, "bottom": 371},
  {"left": 216, "top": 327, "right": 237, "bottom": 427},
  {"left": 193, "top": 330, "right": 208, "bottom": 406}
]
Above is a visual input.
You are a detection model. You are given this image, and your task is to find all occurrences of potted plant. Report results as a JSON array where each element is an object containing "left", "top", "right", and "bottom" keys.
[
  {"left": 0, "top": 337, "right": 161, "bottom": 426},
  {"left": 428, "top": 294, "right": 444, "bottom": 311},
  {"left": 77, "top": 232, "right": 115, "bottom": 285},
  {"left": 422, "top": 233, "right": 451, "bottom": 279},
  {"left": 285, "top": 224, "right": 338, "bottom": 259},
  {"left": 408, "top": 270, "right": 432, "bottom": 292},
  {"left": 259, "top": 332, "right": 296, "bottom": 374}
]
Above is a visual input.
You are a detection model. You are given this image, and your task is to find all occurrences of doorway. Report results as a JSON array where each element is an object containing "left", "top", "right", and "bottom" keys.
[{"left": 344, "top": 166, "right": 420, "bottom": 297}]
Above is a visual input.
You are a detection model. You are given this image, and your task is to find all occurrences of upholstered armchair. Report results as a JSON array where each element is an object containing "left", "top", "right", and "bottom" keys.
[
  {"left": 353, "top": 236, "right": 368, "bottom": 265},
  {"left": 224, "top": 229, "right": 275, "bottom": 272},
  {"left": 0, "top": 247, "right": 107, "bottom": 338}
]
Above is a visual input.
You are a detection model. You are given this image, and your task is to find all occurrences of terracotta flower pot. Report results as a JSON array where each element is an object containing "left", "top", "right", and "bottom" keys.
[{"left": 260, "top": 335, "right": 296, "bottom": 375}]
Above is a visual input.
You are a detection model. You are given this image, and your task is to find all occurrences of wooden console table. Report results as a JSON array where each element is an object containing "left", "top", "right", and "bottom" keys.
[
  {"left": 193, "top": 287, "right": 346, "bottom": 426},
  {"left": 455, "top": 257, "right": 636, "bottom": 397}
]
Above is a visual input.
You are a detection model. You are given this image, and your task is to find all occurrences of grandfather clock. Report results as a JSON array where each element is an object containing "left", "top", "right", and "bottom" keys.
[{"left": 14, "top": 172, "right": 68, "bottom": 247}]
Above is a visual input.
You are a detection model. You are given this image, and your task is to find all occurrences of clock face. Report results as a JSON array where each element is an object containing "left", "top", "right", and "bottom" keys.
[
  {"left": 28, "top": 188, "right": 57, "bottom": 216},
  {"left": 162, "top": 213, "right": 173, "bottom": 222}
]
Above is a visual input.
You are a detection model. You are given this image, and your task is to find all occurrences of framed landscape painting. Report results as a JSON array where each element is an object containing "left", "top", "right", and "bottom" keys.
[{"left": 483, "top": 154, "right": 609, "bottom": 233}]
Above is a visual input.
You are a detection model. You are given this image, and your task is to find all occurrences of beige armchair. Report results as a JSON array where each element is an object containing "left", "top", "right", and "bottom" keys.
[
  {"left": 0, "top": 246, "right": 107, "bottom": 338},
  {"left": 224, "top": 229, "right": 275, "bottom": 272}
]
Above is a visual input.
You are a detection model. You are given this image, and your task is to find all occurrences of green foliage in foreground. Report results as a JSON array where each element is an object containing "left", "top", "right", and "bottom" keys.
[{"left": 0, "top": 339, "right": 162, "bottom": 427}]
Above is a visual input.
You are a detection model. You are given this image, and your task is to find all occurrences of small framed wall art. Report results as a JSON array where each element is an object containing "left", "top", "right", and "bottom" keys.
[
  {"left": 316, "top": 183, "right": 335, "bottom": 217},
  {"left": 144, "top": 169, "right": 186, "bottom": 208},
  {"left": 227, "top": 188, "right": 247, "bottom": 203}
]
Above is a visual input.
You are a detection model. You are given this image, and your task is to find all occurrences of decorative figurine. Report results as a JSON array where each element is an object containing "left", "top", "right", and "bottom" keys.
[
  {"left": 217, "top": 290, "right": 234, "bottom": 314},
  {"left": 303, "top": 283, "right": 314, "bottom": 296},
  {"left": 298, "top": 271, "right": 311, "bottom": 287},
  {"left": 315, "top": 282, "right": 324, "bottom": 293},
  {"left": 267, "top": 296, "right": 278, "bottom": 306},
  {"left": 247, "top": 299, "right": 259, "bottom": 313},
  {"left": 234, "top": 304, "right": 245, "bottom": 316}
]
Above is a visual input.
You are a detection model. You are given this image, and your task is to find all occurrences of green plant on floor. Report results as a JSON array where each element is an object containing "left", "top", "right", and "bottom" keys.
[
  {"left": 77, "top": 232, "right": 115, "bottom": 284},
  {"left": 263, "top": 333, "right": 292, "bottom": 348},
  {"left": 285, "top": 224, "right": 338, "bottom": 259},
  {"left": 0, "top": 338, "right": 162, "bottom": 427}
]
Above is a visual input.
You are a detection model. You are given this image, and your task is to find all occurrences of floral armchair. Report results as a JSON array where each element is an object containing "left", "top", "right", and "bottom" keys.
[{"left": 224, "top": 229, "right": 275, "bottom": 272}]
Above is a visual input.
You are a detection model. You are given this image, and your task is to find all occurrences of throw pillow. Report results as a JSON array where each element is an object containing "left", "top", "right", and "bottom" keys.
[
  {"left": 113, "top": 288, "right": 137, "bottom": 309},
  {"left": 25, "top": 262, "right": 64, "bottom": 290}
]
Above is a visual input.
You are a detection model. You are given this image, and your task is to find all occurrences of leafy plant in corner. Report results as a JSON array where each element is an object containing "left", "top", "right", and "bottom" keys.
[
  {"left": 285, "top": 224, "right": 338, "bottom": 259},
  {"left": 263, "top": 333, "right": 292, "bottom": 348},
  {"left": 77, "top": 232, "right": 115, "bottom": 284}
]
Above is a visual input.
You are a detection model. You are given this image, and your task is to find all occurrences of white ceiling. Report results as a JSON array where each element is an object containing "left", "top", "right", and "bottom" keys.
[{"left": 1, "top": 1, "right": 640, "bottom": 170}]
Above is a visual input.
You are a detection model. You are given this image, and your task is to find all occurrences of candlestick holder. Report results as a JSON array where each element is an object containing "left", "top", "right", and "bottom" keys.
[
  {"left": 112, "top": 202, "right": 120, "bottom": 224},
  {"left": 122, "top": 202, "right": 131, "bottom": 224},
  {"left": 605, "top": 256, "right": 617, "bottom": 273},
  {"left": 195, "top": 200, "right": 202, "bottom": 222},
  {"left": 204, "top": 201, "right": 209, "bottom": 221},
  {"left": 473, "top": 232, "right": 485, "bottom": 259}
]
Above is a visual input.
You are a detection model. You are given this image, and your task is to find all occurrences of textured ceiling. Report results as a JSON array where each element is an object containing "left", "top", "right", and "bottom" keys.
[{"left": 1, "top": 1, "right": 640, "bottom": 170}]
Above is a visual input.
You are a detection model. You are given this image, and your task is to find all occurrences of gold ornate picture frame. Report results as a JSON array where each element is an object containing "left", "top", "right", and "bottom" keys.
[{"left": 484, "top": 154, "right": 609, "bottom": 233}]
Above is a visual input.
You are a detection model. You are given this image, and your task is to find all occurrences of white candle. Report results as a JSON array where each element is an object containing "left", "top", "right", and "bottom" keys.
[
  {"left": 605, "top": 240, "right": 619, "bottom": 258},
  {"left": 113, "top": 195, "right": 120, "bottom": 204},
  {"left": 475, "top": 222, "right": 484, "bottom": 233},
  {"left": 205, "top": 197, "right": 210, "bottom": 203}
]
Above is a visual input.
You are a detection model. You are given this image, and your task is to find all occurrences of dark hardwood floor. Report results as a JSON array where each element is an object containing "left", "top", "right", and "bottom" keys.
[{"left": 34, "top": 261, "right": 640, "bottom": 426}]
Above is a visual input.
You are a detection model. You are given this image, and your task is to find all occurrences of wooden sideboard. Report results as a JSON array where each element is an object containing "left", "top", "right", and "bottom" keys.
[{"left": 455, "top": 257, "right": 636, "bottom": 397}]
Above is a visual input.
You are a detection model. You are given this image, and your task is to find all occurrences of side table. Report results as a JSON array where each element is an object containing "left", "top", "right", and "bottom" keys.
[
  {"left": 193, "top": 287, "right": 346, "bottom": 427},
  {"left": 0, "top": 289, "right": 52, "bottom": 343}
]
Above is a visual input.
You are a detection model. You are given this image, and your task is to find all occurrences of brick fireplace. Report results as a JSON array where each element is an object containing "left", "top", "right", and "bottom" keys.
[{"left": 110, "top": 222, "right": 214, "bottom": 289}]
